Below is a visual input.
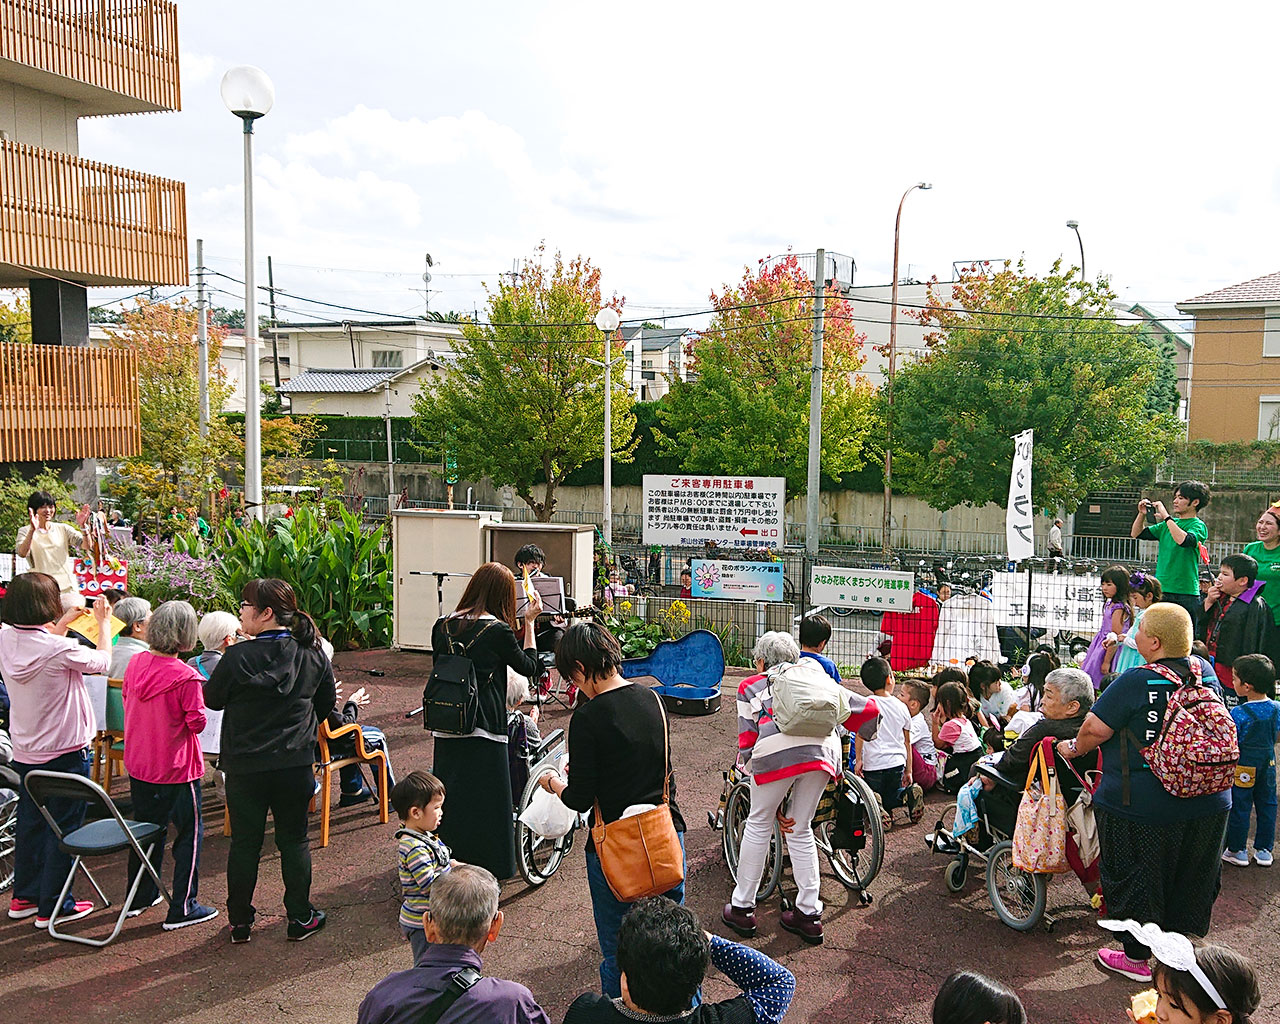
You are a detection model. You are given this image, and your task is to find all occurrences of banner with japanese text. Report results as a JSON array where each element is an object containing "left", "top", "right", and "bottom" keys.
[
  {"left": 690, "top": 558, "right": 785, "bottom": 602},
  {"left": 643, "top": 474, "right": 785, "bottom": 549},
  {"left": 809, "top": 566, "right": 915, "bottom": 612},
  {"left": 989, "top": 570, "right": 1102, "bottom": 632},
  {"left": 1006, "top": 429, "right": 1034, "bottom": 562}
]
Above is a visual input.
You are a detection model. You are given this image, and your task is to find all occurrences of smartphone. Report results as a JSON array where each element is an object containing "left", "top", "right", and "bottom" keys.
[{"left": 1144, "top": 503, "right": 1157, "bottom": 524}]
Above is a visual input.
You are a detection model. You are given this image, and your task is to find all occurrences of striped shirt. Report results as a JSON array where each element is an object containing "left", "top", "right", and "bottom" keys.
[
  {"left": 737, "top": 669, "right": 879, "bottom": 785},
  {"left": 397, "top": 827, "right": 451, "bottom": 931}
]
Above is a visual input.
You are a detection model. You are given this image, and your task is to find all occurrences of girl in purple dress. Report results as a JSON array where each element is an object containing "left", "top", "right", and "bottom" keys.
[{"left": 1080, "top": 565, "right": 1133, "bottom": 688}]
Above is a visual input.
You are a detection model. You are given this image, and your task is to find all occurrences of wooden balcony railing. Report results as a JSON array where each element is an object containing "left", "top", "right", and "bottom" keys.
[
  {"left": 0, "top": 139, "right": 187, "bottom": 286},
  {"left": 0, "top": 341, "right": 140, "bottom": 462},
  {"left": 0, "top": 0, "right": 180, "bottom": 114}
]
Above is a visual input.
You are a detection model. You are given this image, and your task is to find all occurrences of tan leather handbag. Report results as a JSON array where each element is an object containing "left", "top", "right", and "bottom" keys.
[{"left": 590, "top": 689, "right": 685, "bottom": 901}]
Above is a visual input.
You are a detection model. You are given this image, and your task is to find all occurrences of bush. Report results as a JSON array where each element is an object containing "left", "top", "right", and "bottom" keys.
[{"left": 116, "top": 535, "right": 230, "bottom": 613}]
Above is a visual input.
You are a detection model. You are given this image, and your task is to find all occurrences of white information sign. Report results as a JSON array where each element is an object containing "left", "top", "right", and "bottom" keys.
[
  {"left": 643, "top": 475, "right": 785, "bottom": 549},
  {"left": 810, "top": 566, "right": 915, "bottom": 612},
  {"left": 989, "top": 570, "right": 1102, "bottom": 633}
]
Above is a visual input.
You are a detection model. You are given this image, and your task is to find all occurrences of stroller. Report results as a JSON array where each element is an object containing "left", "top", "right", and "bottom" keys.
[{"left": 925, "top": 737, "right": 1102, "bottom": 932}]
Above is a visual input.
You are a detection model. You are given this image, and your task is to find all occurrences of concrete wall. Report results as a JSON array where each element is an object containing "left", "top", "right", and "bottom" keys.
[{"left": 0, "top": 82, "right": 79, "bottom": 154}]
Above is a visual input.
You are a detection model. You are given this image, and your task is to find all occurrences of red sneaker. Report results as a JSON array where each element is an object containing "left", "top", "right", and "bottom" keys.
[
  {"left": 34, "top": 901, "right": 95, "bottom": 929},
  {"left": 8, "top": 898, "right": 38, "bottom": 920},
  {"left": 1097, "top": 947, "right": 1151, "bottom": 982}
]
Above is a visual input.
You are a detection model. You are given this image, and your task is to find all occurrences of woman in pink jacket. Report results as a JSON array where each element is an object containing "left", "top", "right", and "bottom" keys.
[
  {"left": 121, "top": 600, "right": 218, "bottom": 930},
  {"left": 0, "top": 573, "right": 112, "bottom": 929}
]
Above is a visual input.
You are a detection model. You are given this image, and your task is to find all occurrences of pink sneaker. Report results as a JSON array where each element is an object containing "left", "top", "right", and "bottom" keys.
[
  {"left": 8, "top": 898, "right": 38, "bottom": 920},
  {"left": 34, "top": 901, "right": 95, "bottom": 929},
  {"left": 1097, "top": 947, "right": 1151, "bottom": 982}
]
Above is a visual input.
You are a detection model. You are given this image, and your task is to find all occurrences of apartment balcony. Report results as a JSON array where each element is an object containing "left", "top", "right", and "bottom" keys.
[
  {"left": 0, "top": 340, "right": 140, "bottom": 462},
  {"left": 0, "top": 138, "right": 187, "bottom": 286},
  {"left": 0, "top": 0, "right": 180, "bottom": 115}
]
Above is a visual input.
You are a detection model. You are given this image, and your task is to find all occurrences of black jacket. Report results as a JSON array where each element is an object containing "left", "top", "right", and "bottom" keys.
[
  {"left": 205, "top": 633, "right": 336, "bottom": 774},
  {"left": 430, "top": 615, "right": 539, "bottom": 738}
]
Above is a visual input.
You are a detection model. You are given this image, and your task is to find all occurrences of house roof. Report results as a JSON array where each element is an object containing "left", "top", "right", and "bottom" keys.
[
  {"left": 1178, "top": 271, "right": 1280, "bottom": 309},
  {"left": 278, "top": 358, "right": 442, "bottom": 395},
  {"left": 620, "top": 326, "right": 690, "bottom": 351}
]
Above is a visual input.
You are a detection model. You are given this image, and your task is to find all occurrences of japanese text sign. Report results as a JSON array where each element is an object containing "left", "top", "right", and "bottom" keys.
[
  {"left": 1006, "top": 429, "right": 1034, "bottom": 562},
  {"left": 989, "top": 570, "right": 1102, "bottom": 633},
  {"left": 690, "top": 558, "right": 785, "bottom": 602},
  {"left": 809, "top": 566, "right": 915, "bottom": 611},
  {"left": 642, "top": 475, "right": 785, "bottom": 549}
]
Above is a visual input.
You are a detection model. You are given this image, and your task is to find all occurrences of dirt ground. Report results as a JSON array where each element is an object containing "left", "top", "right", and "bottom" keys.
[{"left": 5, "top": 648, "right": 1277, "bottom": 1023}]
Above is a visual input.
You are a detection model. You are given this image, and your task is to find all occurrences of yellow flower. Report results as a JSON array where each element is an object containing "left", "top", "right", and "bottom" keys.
[{"left": 620, "top": 600, "right": 632, "bottom": 614}]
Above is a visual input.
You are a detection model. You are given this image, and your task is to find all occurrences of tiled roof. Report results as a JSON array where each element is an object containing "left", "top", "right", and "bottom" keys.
[
  {"left": 278, "top": 368, "right": 398, "bottom": 394},
  {"left": 620, "top": 326, "right": 690, "bottom": 351},
  {"left": 1180, "top": 270, "right": 1280, "bottom": 307}
]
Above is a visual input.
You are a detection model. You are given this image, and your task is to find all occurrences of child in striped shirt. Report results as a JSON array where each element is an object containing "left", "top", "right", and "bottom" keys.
[{"left": 390, "top": 770, "right": 452, "bottom": 964}]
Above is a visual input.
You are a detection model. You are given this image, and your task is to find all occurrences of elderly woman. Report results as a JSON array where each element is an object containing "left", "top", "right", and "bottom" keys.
[
  {"left": 121, "top": 600, "right": 217, "bottom": 929},
  {"left": 1056, "top": 603, "right": 1232, "bottom": 984},
  {"left": 109, "top": 597, "right": 152, "bottom": 679},
  {"left": 723, "top": 631, "right": 879, "bottom": 947},
  {"left": 187, "top": 610, "right": 240, "bottom": 681},
  {"left": 988, "top": 668, "right": 1093, "bottom": 785}
]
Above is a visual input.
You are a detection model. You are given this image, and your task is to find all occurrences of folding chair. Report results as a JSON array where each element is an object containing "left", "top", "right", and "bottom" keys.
[
  {"left": 315, "top": 720, "right": 389, "bottom": 849},
  {"left": 23, "top": 770, "right": 171, "bottom": 947}
]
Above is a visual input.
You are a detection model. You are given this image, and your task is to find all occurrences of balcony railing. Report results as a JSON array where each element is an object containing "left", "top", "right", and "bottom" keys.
[
  {"left": 0, "top": 0, "right": 180, "bottom": 114},
  {"left": 0, "top": 139, "right": 187, "bottom": 286},
  {"left": 0, "top": 341, "right": 140, "bottom": 461}
]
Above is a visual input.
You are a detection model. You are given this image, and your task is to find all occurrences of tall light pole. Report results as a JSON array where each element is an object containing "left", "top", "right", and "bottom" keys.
[
  {"left": 594, "top": 307, "right": 622, "bottom": 547},
  {"left": 221, "top": 65, "right": 274, "bottom": 521},
  {"left": 1066, "top": 219, "right": 1085, "bottom": 283},
  {"left": 883, "top": 181, "right": 932, "bottom": 559}
]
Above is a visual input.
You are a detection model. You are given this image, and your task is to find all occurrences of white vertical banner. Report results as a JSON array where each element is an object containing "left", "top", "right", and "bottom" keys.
[{"left": 1006, "top": 429, "right": 1034, "bottom": 562}]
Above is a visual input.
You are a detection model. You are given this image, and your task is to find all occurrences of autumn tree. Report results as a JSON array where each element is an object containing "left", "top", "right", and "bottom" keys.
[
  {"left": 105, "top": 300, "right": 239, "bottom": 517},
  {"left": 0, "top": 290, "right": 32, "bottom": 343},
  {"left": 410, "top": 246, "right": 633, "bottom": 520},
  {"left": 890, "top": 259, "right": 1181, "bottom": 510},
  {"left": 655, "top": 254, "right": 876, "bottom": 494}
]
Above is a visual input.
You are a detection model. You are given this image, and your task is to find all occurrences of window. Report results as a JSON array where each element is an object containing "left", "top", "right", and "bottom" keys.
[
  {"left": 1258, "top": 396, "right": 1280, "bottom": 440},
  {"left": 1265, "top": 308, "right": 1280, "bottom": 357},
  {"left": 371, "top": 350, "right": 402, "bottom": 368}
]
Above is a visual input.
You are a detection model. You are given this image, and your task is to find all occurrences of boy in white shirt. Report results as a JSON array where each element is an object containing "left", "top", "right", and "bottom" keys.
[
  {"left": 853, "top": 657, "right": 925, "bottom": 828},
  {"left": 900, "top": 679, "right": 938, "bottom": 791}
]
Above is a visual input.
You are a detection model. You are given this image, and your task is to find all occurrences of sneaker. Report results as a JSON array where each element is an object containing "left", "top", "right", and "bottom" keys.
[
  {"left": 721, "top": 903, "right": 757, "bottom": 938},
  {"left": 1222, "top": 849, "right": 1250, "bottom": 867},
  {"left": 1254, "top": 849, "right": 1273, "bottom": 867},
  {"left": 780, "top": 907, "right": 823, "bottom": 946},
  {"left": 1097, "top": 947, "right": 1152, "bottom": 982},
  {"left": 230, "top": 923, "right": 252, "bottom": 944},
  {"left": 34, "top": 900, "right": 94, "bottom": 929},
  {"left": 905, "top": 783, "right": 926, "bottom": 823},
  {"left": 287, "top": 908, "right": 327, "bottom": 941},
  {"left": 126, "top": 894, "right": 164, "bottom": 918},
  {"left": 874, "top": 793, "right": 892, "bottom": 832},
  {"left": 8, "top": 898, "right": 38, "bottom": 920},
  {"left": 164, "top": 903, "right": 219, "bottom": 931},
  {"left": 338, "top": 787, "right": 372, "bottom": 807}
]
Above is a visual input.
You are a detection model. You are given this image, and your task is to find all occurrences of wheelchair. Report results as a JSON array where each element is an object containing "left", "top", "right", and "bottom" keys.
[
  {"left": 0, "top": 765, "right": 17, "bottom": 893},
  {"left": 713, "top": 763, "right": 885, "bottom": 906},
  {"left": 510, "top": 722, "right": 581, "bottom": 887}
]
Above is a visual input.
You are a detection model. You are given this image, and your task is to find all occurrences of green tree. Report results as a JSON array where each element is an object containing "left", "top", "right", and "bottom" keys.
[
  {"left": 0, "top": 466, "right": 75, "bottom": 539},
  {"left": 655, "top": 254, "right": 876, "bottom": 493},
  {"left": 410, "top": 245, "right": 634, "bottom": 520},
  {"left": 892, "top": 259, "right": 1181, "bottom": 509},
  {"left": 0, "top": 290, "right": 32, "bottom": 343},
  {"left": 1140, "top": 328, "right": 1181, "bottom": 417}
]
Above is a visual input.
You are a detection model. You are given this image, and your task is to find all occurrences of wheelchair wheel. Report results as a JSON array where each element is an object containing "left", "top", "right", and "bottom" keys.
[
  {"left": 722, "top": 781, "right": 782, "bottom": 902},
  {"left": 944, "top": 858, "right": 967, "bottom": 893},
  {"left": 0, "top": 790, "right": 17, "bottom": 892},
  {"left": 818, "top": 773, "right": 885, "bottom": 893},
  {"left": 985, "top": 840, "right": 1047, "bottom": 931},
  {"left": 515, "top": 776, "right": 574, "bottom": 887}
]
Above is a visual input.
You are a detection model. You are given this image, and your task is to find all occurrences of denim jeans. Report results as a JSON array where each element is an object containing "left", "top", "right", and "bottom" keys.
[
  {"left": 337, "top": 726, "right": 395, "bottom": 792},
  {"left": 127, "top": 777, "right": 204, "bottom": 921},
  {"left": 585, "top": 832, "right": 686, "bottom": 999},
  {"left": 1163, "top": 592, "right": 1202, "bottom": 635},
  {"left": 224, "top": 764, "right": 316, "bottom": 925},
  {"left": 1227, "top": 762, "right": 1277, "bottom": 853},
  {"left": 13, "top": 748, "right": 91, "bottom": 917},
  {"left": 862, "top": 766, "right": 908, "bottom": 811}
]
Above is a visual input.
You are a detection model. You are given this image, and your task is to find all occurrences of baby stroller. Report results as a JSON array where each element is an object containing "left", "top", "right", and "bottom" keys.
[{"left": 925, "top": 738, "right": 1102, "bottom": 932}]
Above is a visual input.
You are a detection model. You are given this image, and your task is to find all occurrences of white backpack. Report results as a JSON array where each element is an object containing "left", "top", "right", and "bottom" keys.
[{"left": 768, "top": 659, "right": 846, "bottom": 737}]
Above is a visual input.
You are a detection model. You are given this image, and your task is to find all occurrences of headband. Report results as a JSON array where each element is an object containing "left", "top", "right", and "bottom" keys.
[
  {"left": 1264, "top": 503, "right": 1280, "bottom": 526},
  {"left": 1099, "top": 920, "right": 1226, "bottom": 1010}
]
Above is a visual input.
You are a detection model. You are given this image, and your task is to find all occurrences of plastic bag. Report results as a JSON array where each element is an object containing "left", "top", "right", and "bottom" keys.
[{"left": 519, "top": 778, "right": 577, "bottom": 838}]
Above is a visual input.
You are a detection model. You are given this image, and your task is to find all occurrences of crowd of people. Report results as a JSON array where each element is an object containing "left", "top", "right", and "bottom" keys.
[{"left": 0, "top": 482, "right": 1274, "bottom": 1024}]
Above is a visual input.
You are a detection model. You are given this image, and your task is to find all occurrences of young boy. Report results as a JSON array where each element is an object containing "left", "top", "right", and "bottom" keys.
[
  {"left": 900, "top": 678, "right": 938, "bottom": 791},
  {"left": 1222, "top": 654, "right": 1280, "bottom": 867},
  {"left": 390, "top": 770, "right": 452, "bottom": 964},
  {"left": 799, "top": 614, "right": 840, "bottom": 681},
  {"left": 854, "top": 657, "right": 924, "bottom": 828},
  {"left": 679, "top": 568, "right": 693, "bottom": 598},
  {"left": 1199, "top": 553, "right": 1276, "bottom": 697}
]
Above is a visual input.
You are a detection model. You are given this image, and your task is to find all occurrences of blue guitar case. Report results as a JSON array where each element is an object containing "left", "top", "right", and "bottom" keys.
[{"left": 621, "top": 629, "right": 725, "bottom": 716}]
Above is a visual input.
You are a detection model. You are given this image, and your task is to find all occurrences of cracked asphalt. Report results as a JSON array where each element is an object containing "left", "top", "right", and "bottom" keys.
[{"left": 5, "top": 650, "right": 1277, "bottom": 1024}]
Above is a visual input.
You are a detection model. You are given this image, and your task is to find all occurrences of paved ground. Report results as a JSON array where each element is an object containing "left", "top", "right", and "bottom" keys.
[{"left": 6, "top": 649, "right": 1278, "bottom": 1023}]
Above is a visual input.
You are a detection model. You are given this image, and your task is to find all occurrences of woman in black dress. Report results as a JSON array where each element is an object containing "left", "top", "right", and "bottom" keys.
[{"left": 430, "top": 561, "right": 542, "bottom": 879}]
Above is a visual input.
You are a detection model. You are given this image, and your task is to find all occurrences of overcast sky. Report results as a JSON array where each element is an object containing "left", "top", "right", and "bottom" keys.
[{"left": 78, "top": 1, "right": 1280, "bottom": 328}]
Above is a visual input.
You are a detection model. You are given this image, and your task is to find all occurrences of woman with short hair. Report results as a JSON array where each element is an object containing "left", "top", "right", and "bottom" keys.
[
  {"left": 14, "top": 491, "right": 89, "bottom": 610},
  {"left": 121, "top": 600, "right": 218, "bottom": 929},
  {"left": 109, "top": 597, "right": 152, "bottom": 679},
  {"left": 0, "top": 573, "right": 112, "bottom": 927}
]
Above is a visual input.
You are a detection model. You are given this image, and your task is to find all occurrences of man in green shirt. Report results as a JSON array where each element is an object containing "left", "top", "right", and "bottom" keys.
[{"left": 1130, "top": 480, "right": 1210, "bottom": 632}]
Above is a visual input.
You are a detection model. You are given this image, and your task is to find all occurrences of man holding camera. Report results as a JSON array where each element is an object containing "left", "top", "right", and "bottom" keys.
[{"left": 1130, "top": 480, "right": 1211, "bottom": 632}]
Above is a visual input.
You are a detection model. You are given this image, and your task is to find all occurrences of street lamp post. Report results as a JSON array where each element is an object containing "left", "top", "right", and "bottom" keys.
[
  {"left": 1066, "top": 220, "right": 1085, "bottom": 283},
  {"left": 883, "top": 181, "right": 932, "bottom": 559},
  {"left": 221, "top": 65, "right": 274, "bottom": 521},
  {"left": 594, "top": 307, "right": 622, "bottom": 547}
]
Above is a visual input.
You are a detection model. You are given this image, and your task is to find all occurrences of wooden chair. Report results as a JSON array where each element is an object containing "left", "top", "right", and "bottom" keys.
[
  {"left": 90, "top": 679, "right": 125, "bottom": 794},
  {"left": 315, "top": 720, "right": 389, "bottom": 848}
]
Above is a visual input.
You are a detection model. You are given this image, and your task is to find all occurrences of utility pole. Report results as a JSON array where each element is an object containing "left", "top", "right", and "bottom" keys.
[
  {"left": 196, "top": 238, "right": 209, "bottom": 437},
  {"left": 503, "top": 259, "right": 520, "bottom": 289},
  {"left": 384, "top": 381, "right": 396, "bottom": 514},
  {"left": 267, "top": 255, "right": 281, "bottom": 387},
  {"left": 805, "top": 248, "right": 825, "bottom": 558}
]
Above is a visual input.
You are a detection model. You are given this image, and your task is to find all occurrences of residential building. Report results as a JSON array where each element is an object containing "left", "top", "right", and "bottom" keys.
[
  {"left": 1177, "top": 271, "right": 1280, "bottom": 441},
  {"left": 618, "top": 325, "right": 692, "bottom": 400},
  {"left": 0, "top": 0, "right": 185, "bottom": 466},
  {"left": 277, "top": 360, "right": 445, "bottom": 418},
  {"left": 268, "top": 319, "right": 464, "bottom": 378},
  {"left": 1116, "top": 301, "right": 1193, "bottom": 422},
  {"left": 846, "top": 281, "right": 956, "bottom": 386}
]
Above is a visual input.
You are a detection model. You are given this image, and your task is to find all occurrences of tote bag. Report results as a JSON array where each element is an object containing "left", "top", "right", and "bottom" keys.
[
  {"left": 590, "top": 689, "right": 685, "bottom": 902},
  {"left": 1012, "top": 738, "right": 1069, "bottom": 874}
]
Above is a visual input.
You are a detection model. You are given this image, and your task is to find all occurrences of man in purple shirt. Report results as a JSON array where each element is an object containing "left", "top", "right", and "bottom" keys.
[{"left": 357, "top": 865, "right": 549, "bottom": 1024}]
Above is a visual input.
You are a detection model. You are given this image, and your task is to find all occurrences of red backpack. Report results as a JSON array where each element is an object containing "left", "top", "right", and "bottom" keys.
[{"left": 1122, "top": 660, "right": 1238, "bottom": 804}]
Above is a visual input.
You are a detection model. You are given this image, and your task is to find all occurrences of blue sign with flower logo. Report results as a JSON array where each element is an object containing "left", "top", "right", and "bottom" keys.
[{"left": 690, "top": 558, "right": 784, "bottom": 602}]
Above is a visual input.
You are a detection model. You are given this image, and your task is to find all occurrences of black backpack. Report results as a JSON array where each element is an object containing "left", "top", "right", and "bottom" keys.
[{"left": 422, "top": 620, "right": 495, "bottom": 734}]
